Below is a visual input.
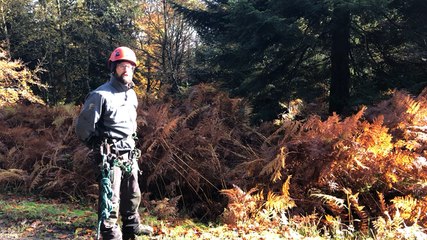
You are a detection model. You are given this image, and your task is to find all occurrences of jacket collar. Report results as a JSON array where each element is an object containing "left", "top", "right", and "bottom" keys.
[{"left": 109, "top": 75, "right": 134, "bottom": 92}]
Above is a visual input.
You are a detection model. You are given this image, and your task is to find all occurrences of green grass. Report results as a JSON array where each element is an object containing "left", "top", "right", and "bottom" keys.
[
  {"left": 0, "top": 196, "right": 98, "bottom": 239},
  {"left": 0, "top": 199, "right": 97, "bottom": 230}
]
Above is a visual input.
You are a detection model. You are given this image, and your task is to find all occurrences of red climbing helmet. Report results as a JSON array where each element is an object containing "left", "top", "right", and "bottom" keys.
[{"left": 107, "top": 46, "right": 137, "bottom": 70}]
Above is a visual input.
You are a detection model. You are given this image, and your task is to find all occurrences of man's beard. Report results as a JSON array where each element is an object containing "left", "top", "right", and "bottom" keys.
[
  {"left": 115, "top": 72, "right": 124, "bottom": 83},
  {"left": 114, "top": 72, "right": 134, "bottom": 88}
]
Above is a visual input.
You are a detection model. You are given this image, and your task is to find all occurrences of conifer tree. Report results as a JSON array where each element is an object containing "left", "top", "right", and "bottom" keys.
[{"left": 176, "top": 0, "right": 427, "bottom": 121}]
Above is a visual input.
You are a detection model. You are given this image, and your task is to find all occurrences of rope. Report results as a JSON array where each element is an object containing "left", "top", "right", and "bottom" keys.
[
  {"left": 97, "top": 172, "right": 113, "bottom": 239},
  {"left": 96, "top": 144, "right": 114, "bottom": 240},
  {"left": 96, "top": 139, "right": 137, "bottom": 239}
]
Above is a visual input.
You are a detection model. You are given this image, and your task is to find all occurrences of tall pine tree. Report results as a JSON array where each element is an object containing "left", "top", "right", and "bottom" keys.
[{"left": 176, "top": 0, "right": 427, "bottom": 121}]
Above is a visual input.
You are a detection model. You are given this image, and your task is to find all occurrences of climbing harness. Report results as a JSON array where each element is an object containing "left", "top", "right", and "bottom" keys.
[{"left": 96, "top": 139, "right": 139, "bottom": 240}]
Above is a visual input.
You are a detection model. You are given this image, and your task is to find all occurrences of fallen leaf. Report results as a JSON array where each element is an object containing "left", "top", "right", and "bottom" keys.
[{"left": 30, "top": 220, "right": 42, "bottom": 228}]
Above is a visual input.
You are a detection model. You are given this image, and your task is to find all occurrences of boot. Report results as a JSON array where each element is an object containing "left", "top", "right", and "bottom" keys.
[
  {"left": 122, "top": 224, "right": 154, "bottom": 240},
  {"left": 135, "top": 224, "right": 154, "bottom": 236}
]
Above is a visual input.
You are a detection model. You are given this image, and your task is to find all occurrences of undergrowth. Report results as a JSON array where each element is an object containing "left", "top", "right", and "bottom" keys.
[{"left": 0, "top": 62, "right": 427, "bottom": 237}]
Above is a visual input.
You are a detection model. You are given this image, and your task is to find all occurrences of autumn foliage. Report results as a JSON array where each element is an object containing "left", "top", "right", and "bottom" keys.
[
  {"left": 1, "top": 55, "right": 427, "bottom": 236},
  {"left": 0, "top": 46, "right": 46, "bottom": 106}
]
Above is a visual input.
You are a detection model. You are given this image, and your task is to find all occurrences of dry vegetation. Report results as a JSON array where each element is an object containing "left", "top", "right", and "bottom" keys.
[
  {"left": 0, "top": 47, "right": 426, "bottom": 238},
  {"left": 0, "top": 46, "right": 46, "bottom": 106}
]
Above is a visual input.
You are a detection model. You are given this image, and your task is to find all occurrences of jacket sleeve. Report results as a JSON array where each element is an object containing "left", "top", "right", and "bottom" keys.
[{"left": 75, "top": 92, "right": 104, "bottom": 145}]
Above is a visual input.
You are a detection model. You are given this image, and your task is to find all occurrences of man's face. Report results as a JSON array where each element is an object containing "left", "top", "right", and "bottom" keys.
[{"left": 115, "top": 61, "right": 135, "bottom": 85}]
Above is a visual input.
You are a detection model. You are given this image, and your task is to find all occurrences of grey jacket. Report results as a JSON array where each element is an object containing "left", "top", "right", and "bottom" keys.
[{"left": 75, "top": 76, "right": 138, "bottom": 150}]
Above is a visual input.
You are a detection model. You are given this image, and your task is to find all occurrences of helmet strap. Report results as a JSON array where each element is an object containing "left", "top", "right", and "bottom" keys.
[{"left": 110, "top": 62, "right": 118, "bottom": 73}]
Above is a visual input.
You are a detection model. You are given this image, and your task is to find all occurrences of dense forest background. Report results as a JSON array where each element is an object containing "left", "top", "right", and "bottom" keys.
[
  {"left": 2, "top": 0, "right": 426, "bottom": 120},
  {"left": 1, "top": 0, "right": 427, "bottom": 237}
]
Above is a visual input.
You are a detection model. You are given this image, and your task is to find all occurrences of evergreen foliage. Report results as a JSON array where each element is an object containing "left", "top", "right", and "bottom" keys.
[
  {"left": 176, "top": 0, "right": 427, "bottom": 121},
  {"left": 2, "top": 0, "right": 426, "bottom": 121}
]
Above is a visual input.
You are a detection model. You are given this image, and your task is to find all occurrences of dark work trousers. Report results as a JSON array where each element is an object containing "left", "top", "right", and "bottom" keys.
[{"left": 97, "top": 151, "right": 142, "bottom": 240}]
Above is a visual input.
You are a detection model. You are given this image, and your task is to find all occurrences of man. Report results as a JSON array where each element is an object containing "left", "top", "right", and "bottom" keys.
[{"left": 75, "top": 46, "right": 153, "bottom": 240}]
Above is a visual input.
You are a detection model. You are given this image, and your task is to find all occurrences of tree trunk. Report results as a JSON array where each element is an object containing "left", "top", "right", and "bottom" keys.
[{"left": 329, "top": 5, "right": 350, "bottom": 114}]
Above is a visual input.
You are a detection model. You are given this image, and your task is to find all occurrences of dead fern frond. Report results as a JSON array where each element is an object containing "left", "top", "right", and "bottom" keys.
[
  {"left": 187, "top": 83, "right": 218, "bottom": 107},
  {"left": 406, "top": 100, "right": 421, "bottom": 115},
  {"left": 373, "top": 210, "right": 405, "bottom": 239},
  {"left": 220, "top": 185, "right": 260, "bottom": 224},
  {"left": 265, "top": 176, "right": 296, "bottom": 212},
  {"left": 377, "top": 191, "right": 387, "bottom": 214},
  {"left": 182, "top": 104, "right": 210, "bottom": 127},
  {"left": 391, "top": 195, "right": 418, "bottom": 221},
  {"left": 357, "top": 115, "right": 393, "bottom": 157},
  {"left": 282, "top": 175, "right": 292, "bottom": 199},
  {"left": 344, "top": 188, "right": 369, "bottom": 233},
  {"left": 150, "top": 195, "right": 182, "bottom": 219},
  {"left": 29, "top": 163, "right": 50, "bottom": 190},
  {"left": 260, "top": 146, "right": 287, "bottom": 182},
  {"left": 310, "top": 191, "right": 346, "bottom": 213},
  {"left": 0, "top": 168, "right": 28, "bottom": 189},
  {"left": 265, "top": 118, "right": 302, "bottom": 146},
  {"left": 161, "top": 116, "right": 181, "bottom": 138}
]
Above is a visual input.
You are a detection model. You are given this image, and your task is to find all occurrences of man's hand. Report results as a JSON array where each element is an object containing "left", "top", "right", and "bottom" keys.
[{"left": 86, "top": 135, "right": 102, "bottom": 149}]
